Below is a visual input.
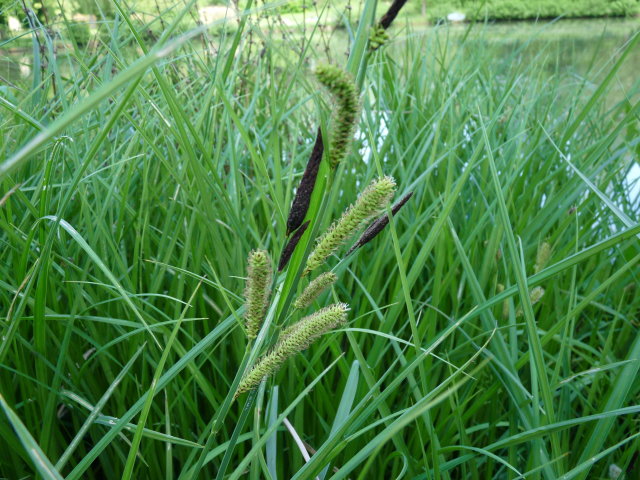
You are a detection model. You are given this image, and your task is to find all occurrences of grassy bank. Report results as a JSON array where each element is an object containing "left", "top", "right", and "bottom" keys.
[{"left": 1, "top": 1, "right": 639, "bottom": 479}]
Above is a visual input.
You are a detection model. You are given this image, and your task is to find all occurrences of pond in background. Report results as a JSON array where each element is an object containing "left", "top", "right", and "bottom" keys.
[
  {"left": 455, "top": 18, "right": 640, "bottom": 99},
  {"left": 404, "top": 18, "right": 640, "bottom": 202}
]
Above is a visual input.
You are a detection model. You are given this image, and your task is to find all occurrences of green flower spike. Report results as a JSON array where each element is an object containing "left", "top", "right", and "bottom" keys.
[
  {"left": 314, "top": 64, "right": 359, "bottom": 168},
  {"left": 305, "top": 176, "right": 396, "bottom": 274},
  {"left": 244, "top": 249, "right": 272, "bottom": 339},
  {"left": 534, "top": 242, "right": 552, "bottom": 273},
  {"left": 236, "top": 303, "right": 349, "bottom": 396},
  {"left": 294, "top": 272, "right": 338, "bottom": 309}
]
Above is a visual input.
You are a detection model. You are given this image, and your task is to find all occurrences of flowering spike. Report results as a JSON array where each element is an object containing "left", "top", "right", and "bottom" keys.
[
  {"left": 236, "top": 303, "right": 349, "bottom": 396},
  {"left": 287, "top": 129, "right": 324, "bottom": 236},
  {"left": 347, "top": 191, "right": 413, "bottom": 255},
  {"left": 314, "top": 64, "right": 359, "bottom": 168},
  {"left": 305, "top": 176, "right": 396, "bottom": 273},
  {"left": 294, "top": 272, "right": 338, "bottom": 309},
  {"left": 244, "top": 250, "right": 272, "bottom": 339}
]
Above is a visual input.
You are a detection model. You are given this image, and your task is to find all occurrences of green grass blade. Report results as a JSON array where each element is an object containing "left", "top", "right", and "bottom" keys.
[{"left": 0, "top": 393, "right": 64, "bottom": 480}]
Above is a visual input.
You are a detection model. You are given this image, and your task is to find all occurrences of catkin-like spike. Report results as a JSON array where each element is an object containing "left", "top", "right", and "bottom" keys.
[
  {"left": 236, "top": 303, "right": 349, "bottom": 396},
  {"left": 294, "top": 272, "right": 338, "bottom": 309},
  {"left": 516, "top": 287, "right": 546, "bottom": 317},
  {"left": 530, "top": 286, "right": 546, "bottom": 304},
  {"left": 534, "top": 242, "right": 552, "bottom": 273},
  {"left": 314, "top": 64, "right": 359, "bottom": 168},
  {"left": 347, "top": 191, "right": 413, "bottom": 255},
  {"left": 244, "top": 250, "right": 272, "bottom": 339},
  {"left": 287, "top": 129, "right": 324, "bottom": 235},
  {"left": 278, "top": 221, "right": 310, "bottom": 272},
  {"left": 305, "top": 176, "right": 396, "bottom": 273}
]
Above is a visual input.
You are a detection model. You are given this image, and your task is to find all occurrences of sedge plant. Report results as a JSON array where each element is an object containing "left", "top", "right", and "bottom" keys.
[{"left": 234, "top": 61, "right": 412, "bottom": 400}]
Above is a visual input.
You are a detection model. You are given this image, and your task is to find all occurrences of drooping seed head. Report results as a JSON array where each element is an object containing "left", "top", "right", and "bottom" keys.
[
  {"left": 314, "top": 64, "right": 359, "bottom": 168},
  {"left": 294, "top": 272, "right": 338, "bottom": 309},
  {"left": 244, "top": 249, "right": 272, "bottom": 339},
  {"left": 305, "top": 176, "right": 396, "bottom": 273},
  {"left": 236, "top": 303, "right": 349, "bottom": 396}
]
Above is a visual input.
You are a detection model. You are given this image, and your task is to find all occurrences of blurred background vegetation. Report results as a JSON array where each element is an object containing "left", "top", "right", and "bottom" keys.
[{"left": 1, "top": 0, "right": 639, "bottom": 32}]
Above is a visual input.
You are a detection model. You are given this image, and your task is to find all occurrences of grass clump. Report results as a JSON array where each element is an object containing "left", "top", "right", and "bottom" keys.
[{"left": 0, "top": 1, "right": 639, "bottom": 479}]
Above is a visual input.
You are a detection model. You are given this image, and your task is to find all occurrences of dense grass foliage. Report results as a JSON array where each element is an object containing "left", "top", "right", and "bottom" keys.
[{"left": 1, "top": 2, "right": 639, "bottom": 479}]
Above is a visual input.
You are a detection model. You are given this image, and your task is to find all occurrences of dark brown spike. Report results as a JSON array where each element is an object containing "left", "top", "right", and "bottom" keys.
[
  {"left": 346, "top": 191, "right": 413, "bottom": 255},
  {"left": 378, "top": 0, "right": 409, "bottom": 30},
  {"left": 286, "top": 129, "right": 324, "bottom": 236},
  {"left": 278, "top": 221, "right": 310, "bottom": 271}
]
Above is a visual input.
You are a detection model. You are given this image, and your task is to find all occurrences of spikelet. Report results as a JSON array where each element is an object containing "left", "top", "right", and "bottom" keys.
[
  {"left": 314, "top": 64, "right": 359, "bottom": 168},
  {"left": 305, "top": 176, "right": 396, "bottom": 274},
  {"left": 294, "top": 272, "right": 338, "bottom": 309},
  {"left": 530, "top": 286, "right": 546, "bottom": 304},
  {"left": 534, "top": 242, "right": 552, "bottom": 273},
  {"left": 236, "top": 303, "right": 349, "bottom": 396},
  {"left": 244, "top": 250, "right": 272, "bottom": 339},
  {"left": 347, "top": 191, "right": 413, "bottom": 255}
]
